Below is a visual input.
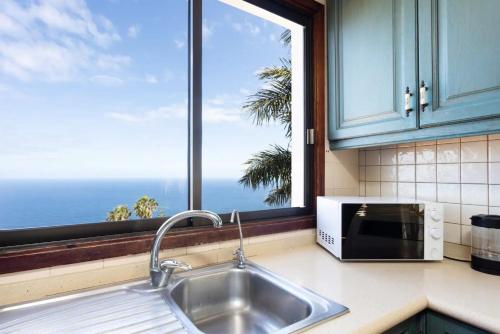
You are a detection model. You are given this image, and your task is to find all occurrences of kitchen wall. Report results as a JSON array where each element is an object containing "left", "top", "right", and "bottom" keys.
[
  {"left": 324, "top": 146, "right": 359, "bottom": 196},
  {"left": 357, "top": 134, "right": 500, "bottom": 259}
]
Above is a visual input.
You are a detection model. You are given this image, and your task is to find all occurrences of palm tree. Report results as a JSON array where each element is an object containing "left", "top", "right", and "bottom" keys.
[
  {"left": 134, "top": 195, "right": 159, "bottom": 219},
  {"left": 106, "top": 205, "right": 131, "bottom": 222},
  {"left": 239, "top": 30, "right": 292, "bottom": 206}
]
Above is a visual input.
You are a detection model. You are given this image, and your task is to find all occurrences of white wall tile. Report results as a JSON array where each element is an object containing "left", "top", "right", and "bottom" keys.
[
  {"left": 359, "top": 182, "right": 366, "bottom": 196},
  {"left": 359, "top": 167, "right": 366, "bottom": 181},
  {"left": 358, "top": 150, "right": 366, "bottom": 166},
  {"left": 444, "top": 223, "right": 461, "bottom": 244},
  {"left": 366, "top": 166, "right": 380, "bottom": 182},
  {"left": 489, "top": 140, "right": 500, "bottom": 162},
  {"left": 416, "top": 164, "right": 436, "bottom": 183},
  {"left": 436, "top": 164, "right": 460, "bottom": 183},
  {"left": 356, "top": 136, "right": 500, "bottom": 248},
  {"left": 398, "top": 147, "right": 415, "bottom": 164},
  {"left": 437, "top": 138, "right": 460, "bottom": 144},
  {"left": 461, "top": 163, "right": 487, "bottom": 184},
  {"left": 489, "top": 163, "right": 500, "bottom": 184},
  {"left": 442, "top": 203, "right": 461, "bottom": 224},
  {"left": 416, "top": 140, "right": 437, "bottom": 146},
  {"left": 381, "top": 166, "right": 397, "bottom": 182},
  {"left": 366, "top": 150, "right": 381, "bottom": 165},
  {"left": 366, "top": 182, "right": 381, "bottom": 197},
  {"left": 398, "top": 165, "right": 415, "bottom": 182},
  {"left": 417, "top": 183, "right": 436, "bottom": 201},
  {"left": 381, "top": 149, "right": 397, "bottom": 165},
  {"left": 398, "top": 142, "right": 415, "bottom": 148},
  {"left": 416, "top": 146, "right": 436, "bottom": 164},
  {"left": 461, "top": 205, "right": 488, "bottom": 225},
  {"left": 461, "top": 184, "right": 488, "bottom": 205},
  {"left": 398, "top": 183, "right": 415, "bottom": 199},
  {"left": 437, "top": 183, "right": 461, "bottom": 203},
  {"left": 461, "top": 141, "right": 487, "bottom": 162},
  {"left": 437, "top": 143, "right": 460, "bottom": 163},
  {"left": 461, "top": 225, "right": 472, "bottom": 246},
  {"left": 461, "top": 135, "right": 488, "bottom": 142},
  {"left": 381, "top": 182, "right": 397, "bottom": 197},
  {"left": 490, "top": 185, "right": 500, "bottom": 206}
]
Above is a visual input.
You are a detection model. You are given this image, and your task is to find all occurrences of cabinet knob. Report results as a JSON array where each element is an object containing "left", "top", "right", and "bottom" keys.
[
  {"left": 404, "top": 86, "right": 413, "bottom": 117},
  {"left": 420, "top": 80, "right": 429, "bottom": 112}
]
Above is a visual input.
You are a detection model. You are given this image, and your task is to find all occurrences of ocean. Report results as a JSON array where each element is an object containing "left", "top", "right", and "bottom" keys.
[{"left": 0, "top": 179, "right": 287, "bottom": 230}]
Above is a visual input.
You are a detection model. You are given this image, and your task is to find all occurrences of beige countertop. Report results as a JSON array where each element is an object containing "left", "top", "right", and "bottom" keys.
[{"left": 252, "top": 244, "right": 500, "bottom": 334}]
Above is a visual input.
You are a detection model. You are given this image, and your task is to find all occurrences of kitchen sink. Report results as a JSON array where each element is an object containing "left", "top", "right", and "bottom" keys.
[
  {"left": 164, "top": 261, "right": 348, "bottom": 334},
  {"left": 0, "top": 261, "right": 348, "bottom": 334}
]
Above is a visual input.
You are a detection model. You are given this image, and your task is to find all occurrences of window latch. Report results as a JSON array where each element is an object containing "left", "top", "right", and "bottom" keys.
[{"left": 306, "top": 128, "right": 315, "bottom": 145}]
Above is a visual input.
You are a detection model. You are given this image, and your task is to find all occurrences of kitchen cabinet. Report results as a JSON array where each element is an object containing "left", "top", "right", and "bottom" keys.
[
  {"left": 383, "top": 314, "right": 423, "bottom": 334},
  {"left": 327, "top": 0, "right": 418, "bottom": 140},
  {"left": 425, "top": 310, "right": 490, "bottom": 334},
  {"left": 384, "top": 310, "right": 490, "bottom": 334},
  {"left": 418, "top": 0, "right": 500, "bottom": 127},
  {"left": 328, "top": 0, "right": 500, "bottom": 149}
]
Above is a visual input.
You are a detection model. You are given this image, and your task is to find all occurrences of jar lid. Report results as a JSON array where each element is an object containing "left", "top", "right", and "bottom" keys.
[{"left": 471, "top": 214, "right": 500, "bottom": 229}]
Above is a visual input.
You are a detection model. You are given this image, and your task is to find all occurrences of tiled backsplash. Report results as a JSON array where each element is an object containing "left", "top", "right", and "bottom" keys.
[{"left": 358, "top": 134, "right": 500, "bottom": 248}]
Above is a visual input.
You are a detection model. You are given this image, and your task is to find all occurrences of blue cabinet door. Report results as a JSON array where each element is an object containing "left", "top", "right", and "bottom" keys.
[
  {"left": 418, "top": 0, "right": 500, "bottom": 127},
  {"left": 328, "top": 0, "right": 418, "bottom": 140},
  {"left": 426, "top": 311, "right": 490, "bottom": 334}
]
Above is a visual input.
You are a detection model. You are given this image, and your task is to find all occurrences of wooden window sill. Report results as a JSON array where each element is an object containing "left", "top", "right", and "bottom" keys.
[{"left": 0, "top": 215, "right": 315, "bottom": 274}]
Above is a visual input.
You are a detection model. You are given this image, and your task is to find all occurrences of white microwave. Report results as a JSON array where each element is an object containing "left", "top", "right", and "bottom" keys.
[{"left": 317, "top": 196, "right": 443, "bottom": 261}]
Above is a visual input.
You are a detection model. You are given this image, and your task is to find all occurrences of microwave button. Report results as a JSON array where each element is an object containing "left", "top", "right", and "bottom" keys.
[
  {"left": 429, "top": 227, "right": 442, "bottom": 240},
  {"left": 430, "top": 208, "right": 442, "bottom": 222}
]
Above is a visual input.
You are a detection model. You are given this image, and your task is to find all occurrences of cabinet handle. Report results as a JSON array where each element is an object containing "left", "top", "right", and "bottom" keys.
[
  {"left": 420, "top": 80, "right": 429, "bottom": 112},
  {"left": 404, "top": 86, "right": 413, "bottom": 117}
]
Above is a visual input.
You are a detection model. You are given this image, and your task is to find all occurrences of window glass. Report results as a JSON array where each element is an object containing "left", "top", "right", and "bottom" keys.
[
  {"left": 201, "top": 0, "right": 306, "bottom": 214},
  {"left": 0, "top": 0, "right": 188, "bottom": 228}
]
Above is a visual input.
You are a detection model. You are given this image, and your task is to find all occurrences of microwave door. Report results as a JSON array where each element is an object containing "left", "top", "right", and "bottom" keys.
[{"left": 341, "top": 204, "right": 425, "bottom": 260}]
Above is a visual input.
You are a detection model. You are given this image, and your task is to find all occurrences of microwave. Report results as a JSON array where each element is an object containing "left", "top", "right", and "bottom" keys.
[{"left": 317, "top": 196, "right": 443, "bottom": 261}]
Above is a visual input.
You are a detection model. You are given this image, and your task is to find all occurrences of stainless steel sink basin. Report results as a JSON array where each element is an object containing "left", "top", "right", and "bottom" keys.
[{"left": 164, "top": 262, "right": 348, "bottom": 334}]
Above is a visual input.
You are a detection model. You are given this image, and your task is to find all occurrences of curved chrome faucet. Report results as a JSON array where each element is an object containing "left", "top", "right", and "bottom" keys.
[
  {"left": 150, "top": 210, "right": 223, "bottom": 288},
  {"left": 230, "top": 209, "right": 246, "bottom": 269}
]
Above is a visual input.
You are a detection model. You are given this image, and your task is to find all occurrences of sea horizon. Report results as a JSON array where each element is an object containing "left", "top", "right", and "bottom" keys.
[{"left": 0, "top": 178, "right": 288, "bottom": 230}]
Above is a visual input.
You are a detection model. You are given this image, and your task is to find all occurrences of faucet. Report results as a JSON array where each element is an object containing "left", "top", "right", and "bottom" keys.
[
  {"left": 150, "top": 210, "right": 223, "bottom": 288},
  {"left": 230, "top": 209, "right": 246, "bottom": 269}
]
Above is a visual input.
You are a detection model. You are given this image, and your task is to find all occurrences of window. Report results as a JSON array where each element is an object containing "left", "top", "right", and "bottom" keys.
[
  {"left": 201, "top": 1, "right": 307, "bottom": 216},
  {"left": 0, "top": 0, "right": 312, "bottom": 247}
]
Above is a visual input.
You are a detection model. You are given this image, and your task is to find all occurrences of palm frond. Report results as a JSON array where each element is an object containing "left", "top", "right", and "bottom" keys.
[
  {"left": 239, "top": 145, "right": 291, "bottom": 206},
  {"left": 281, "top": 29, "right": 291, "bottom": 46},
  {"left": 243, "top": 59, "right": 291, "bottom": 137}
]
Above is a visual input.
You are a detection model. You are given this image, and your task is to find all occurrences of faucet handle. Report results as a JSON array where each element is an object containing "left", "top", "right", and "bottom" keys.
[{"left": 160, "top": 259, "right": 192, "bottom": 272}]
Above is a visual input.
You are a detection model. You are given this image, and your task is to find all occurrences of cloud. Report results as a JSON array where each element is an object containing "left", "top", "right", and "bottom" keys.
[
  {"left": 202, "top": 19, "right": 214, "bottom": 41},
  {"left": 90, "top": 74, "right": 123, "bottom": 86},
  {"left": 127, "top": 24, "right": 140, "bottom": 38},
  {"left": 230, "top": 19, "right": 261, "bottom": 36},
  {"left": 0, "top": 83, "right": 26, "bottom": 99},
  {"left": 107, "top": 104, "right": 186, "bottom": 123},
  {"left": 96, "top": 54, "right": 131, "bottom": 71},
  {"left": 144, "top": 74, "right": 158, "bottom": 84},
  {"left": 0, "top": 0, "right": 129, "bottom": 82},
  {"left": 108, "top": 96, "right": 245, "bottom": 124},
  {"left": 174, "top": 38, "right": 185, "bottom": 49},
  {"left": 203, "top": 105, "right": 241, "bottom": 123}
]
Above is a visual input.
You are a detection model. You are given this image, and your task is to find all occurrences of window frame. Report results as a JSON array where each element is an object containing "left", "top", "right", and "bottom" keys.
[{"left": 0, "top": 0, "right": 325, "bottom": 273}]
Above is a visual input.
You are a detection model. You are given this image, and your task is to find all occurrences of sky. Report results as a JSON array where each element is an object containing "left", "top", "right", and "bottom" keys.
[{"left": 0, "top": 0, "right": 291, "bottom": 180}]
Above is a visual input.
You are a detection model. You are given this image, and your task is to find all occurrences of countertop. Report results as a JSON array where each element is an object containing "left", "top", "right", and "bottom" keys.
[{"left": 252, "top": 244, "right": 500, "bottom": 334}]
